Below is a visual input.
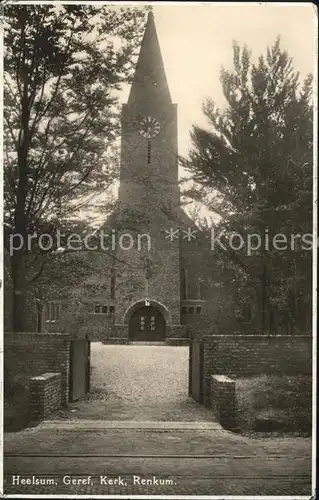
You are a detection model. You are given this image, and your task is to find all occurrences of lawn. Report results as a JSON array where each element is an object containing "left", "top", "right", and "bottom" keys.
[{"left": 235, "top": 374, "right": 312, "bottom": 435}]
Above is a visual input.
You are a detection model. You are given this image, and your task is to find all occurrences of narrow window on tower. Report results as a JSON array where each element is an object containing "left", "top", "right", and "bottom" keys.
[
  {"left": 147, "top": 139, "right": 151, "bottom": 163},
  {"left": 110, "top": 266, "right": 115, "bottom": 300},
  {"left": 181, "top": 268, "right": 188, "bottom": 300}
]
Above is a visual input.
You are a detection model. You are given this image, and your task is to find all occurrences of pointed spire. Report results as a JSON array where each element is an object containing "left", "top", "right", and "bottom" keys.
[{"left": 128, "top": 11, "right": 171, "bottom": 108}]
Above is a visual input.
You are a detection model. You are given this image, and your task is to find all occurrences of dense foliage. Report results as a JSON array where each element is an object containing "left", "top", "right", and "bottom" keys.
[
  {"left": 182, "top": 38, "right": 313, "bottom": 333},
  {"left": 3, "top": 5, "right": 148, "bottom": 330}
]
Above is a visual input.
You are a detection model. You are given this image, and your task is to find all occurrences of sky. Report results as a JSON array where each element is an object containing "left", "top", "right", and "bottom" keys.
[
  {"left": 84, "top": 2, "right": 316, "bottom": 224},
  {"left": 121, "top": 2, "right": 316, "bottom": 158}
]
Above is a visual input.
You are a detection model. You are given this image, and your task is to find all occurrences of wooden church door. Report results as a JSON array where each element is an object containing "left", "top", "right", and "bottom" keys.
[{"left": 129, "top": 306, "right": 166, "bottom": 342}]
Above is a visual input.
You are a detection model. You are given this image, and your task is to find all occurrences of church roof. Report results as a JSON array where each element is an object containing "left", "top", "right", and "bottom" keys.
[{"left": 128, "top": 11, "right": 172, "bottom": 107}]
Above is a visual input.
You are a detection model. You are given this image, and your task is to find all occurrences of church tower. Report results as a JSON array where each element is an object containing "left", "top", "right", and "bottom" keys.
[
  {"left": 114, "top": 11, "right": 184, "bottom": 341},
  {"left": 42, "top": 11, "right": 207, "bottom": 344},
  {"left": 119, "top": 11, "right": 179, "bottom": 213}
]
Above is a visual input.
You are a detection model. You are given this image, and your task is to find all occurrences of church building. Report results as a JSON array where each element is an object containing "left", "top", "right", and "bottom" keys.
[{"left": 40, "top": 11, "right": 230, "bottom": 342}]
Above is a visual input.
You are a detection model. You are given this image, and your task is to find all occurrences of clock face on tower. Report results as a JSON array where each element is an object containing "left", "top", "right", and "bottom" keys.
[{"left": 139, "top": 116, "right": 161, "bottom": 138}]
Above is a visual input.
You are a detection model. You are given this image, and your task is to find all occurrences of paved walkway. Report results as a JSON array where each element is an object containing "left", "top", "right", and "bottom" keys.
[
  {"left": 4, "top": 423, "right": 312, "bottom": 495},
  {"left": 53, "top": 343, "right": 214, "bottom": 422}
]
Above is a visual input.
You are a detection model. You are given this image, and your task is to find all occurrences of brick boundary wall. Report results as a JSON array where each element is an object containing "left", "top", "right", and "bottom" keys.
[
  {"left": 102, "top": 338, "right": 189, "bottom": 346},
  {"left": 166, "top": 338, "right": 189, "bottom": 346},
  {"left": 198, "top": 335, "right": 311, "bottom": 407},
  {"left": 29, "top": 372, "right": 62, "bottom": 423},
  {"left": 102, "top": 338, "right": 129, "bottom": 345},
  {"left": 168, "top": 325, "right": 188, "bottom": 339},
  {"left": 4, "top": 332, "right": 71, "bottom": 404},
  {"left": 210, "top": 375, "right": 236, "bottom": 430}
]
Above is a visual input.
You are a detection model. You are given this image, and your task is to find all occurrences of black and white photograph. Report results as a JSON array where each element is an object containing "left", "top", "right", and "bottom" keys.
[{"left": 0, "top": 1, "right": 317, "bottom": 498}]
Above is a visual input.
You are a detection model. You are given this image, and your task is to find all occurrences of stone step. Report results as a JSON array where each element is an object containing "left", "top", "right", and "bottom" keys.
[
  {"left": 39, "top": 420, "right": 222, "bottom": 431},
  {"left": 129, "top": 341, "right": 166, "bottom": 345}
]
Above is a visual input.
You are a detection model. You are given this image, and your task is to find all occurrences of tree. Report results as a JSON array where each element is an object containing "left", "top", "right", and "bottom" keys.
[
  {"left": 3, "top": 4, "right": 148, "bottom": 331},
  {"left": 182, "top": 38, "right": 313, "bottom": 333},
  {"left": 25, "top": 217, "right": 151, "bottom": 332}
]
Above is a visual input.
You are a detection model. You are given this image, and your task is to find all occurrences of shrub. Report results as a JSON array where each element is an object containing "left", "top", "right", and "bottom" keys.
[{"left": 236, "top": 375, "right": 312, "bottom": 434}]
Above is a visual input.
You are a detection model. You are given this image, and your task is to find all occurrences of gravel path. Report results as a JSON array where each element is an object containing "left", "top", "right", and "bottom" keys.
[
  {"left": 92, "top": 343, "right": 189, "bottom": 403},
  {"left": 54, "top": 343, "right": 213, "bottom": 421}
]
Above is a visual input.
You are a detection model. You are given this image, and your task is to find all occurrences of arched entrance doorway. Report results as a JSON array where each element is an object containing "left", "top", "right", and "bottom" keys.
[{"left": 129, "top": 305, "right": 166, "bottom": 341}]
